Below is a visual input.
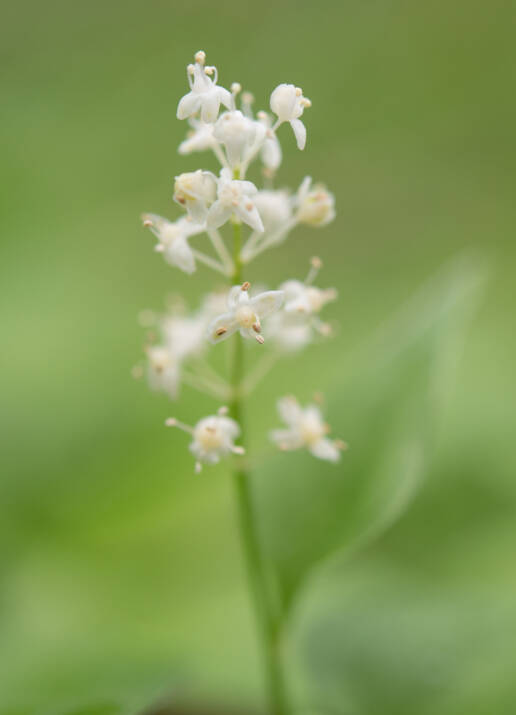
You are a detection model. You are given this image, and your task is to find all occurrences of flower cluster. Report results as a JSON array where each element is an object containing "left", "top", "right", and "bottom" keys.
[{"left": 137, "top": 51, "right": 345, "bottom": 472}]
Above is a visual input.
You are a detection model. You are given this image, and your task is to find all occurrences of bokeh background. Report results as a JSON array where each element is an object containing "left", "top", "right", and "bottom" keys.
[{"left": 2, "top": 0, "right": 516, "bottom": 713}]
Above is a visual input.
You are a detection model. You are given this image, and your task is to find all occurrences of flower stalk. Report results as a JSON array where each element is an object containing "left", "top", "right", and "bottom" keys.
[{"left": 229, "top": 218, "right": 289, "bottom": 715}]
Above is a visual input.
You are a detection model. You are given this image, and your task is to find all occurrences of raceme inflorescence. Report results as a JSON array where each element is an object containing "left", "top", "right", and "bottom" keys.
[
  {"left": 137, "top": 50, "right": 346, "bottom": 714},
  {"left": 138, "top": 50, "right": 344, "bottom": 473}
]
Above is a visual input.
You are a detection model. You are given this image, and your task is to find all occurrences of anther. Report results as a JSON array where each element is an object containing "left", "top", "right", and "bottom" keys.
[
  {"left": 335, "top": 439, "right": 349, "bottom": 451},
  {"left": 215, "top": 327, "right": 227, "bottom": 336},
  {"left": 255, "top": 335, "right": 265, "bottom": 344},
  {"left": 143, "top": 219, "right": 153, "bottom": 227},
  {"left": 252, "top": 322, "right": 261, "bottom": 333},
  {"left": 231, "top": 82, "right": 242, "bottom": 94},
  {"left": 218, "top": 406, "right": 229, "bottom": 415},
  {"left": 194, "top": 50, "right": 206, "bottom": 65},
  {"left": 295, "top": 87, "right": 303, "bottom": 96},
  {"left": 165, "top": 418, "right": 177, "bottom": 427},
  {"left": 205, "top": 66, "right": 215, "bottom": 76},
  {"left": 241, "top": 281, "right": 251, "bottom": 291},
  {"left": 232, "top": 445, "right": 246, "bottom": 455},
  {"left": 311, "top": 256, "right": 322, "bottom": 269}
]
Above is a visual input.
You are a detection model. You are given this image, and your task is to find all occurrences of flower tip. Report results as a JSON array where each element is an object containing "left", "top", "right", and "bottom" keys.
[{"left": 194, "top": 50, "right": 206, "bottom": 65}]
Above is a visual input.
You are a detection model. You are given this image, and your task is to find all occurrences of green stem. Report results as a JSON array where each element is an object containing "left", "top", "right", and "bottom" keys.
[{"left": 229, "top": 217, "right": 289, "bottom": 715}]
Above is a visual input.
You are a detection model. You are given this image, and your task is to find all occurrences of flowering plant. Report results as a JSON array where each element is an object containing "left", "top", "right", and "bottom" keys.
[{"left": 137, "top": 49, "right": 342, "bottom": 712}]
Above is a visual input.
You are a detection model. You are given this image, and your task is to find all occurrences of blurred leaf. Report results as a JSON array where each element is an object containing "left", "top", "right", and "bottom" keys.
[{"left": 256, "top": 254, "right": 487, "bottom": 615}]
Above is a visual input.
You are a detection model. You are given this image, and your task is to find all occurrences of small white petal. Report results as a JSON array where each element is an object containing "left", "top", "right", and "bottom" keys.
[
  {"left": 177, "top": 92, "right": 201, "bottom": 120},
  {"left": 250, "top": 290, "right": 285, "bottom": 319},
  {"left": 290, "top": 118, "right": 307, "bottom": 150},
  {"left": 206, "top": 201, "right": 232, "bottom": 229},
  {"left": 309, "top": 438, "right": 341, "bottom": 462},
  {"left": 234, "top": 202, "right": 264, "bottom": 232},
  {"left": 200, "top": 92, "right": 220, "bottom": 123},
  {"left": 207, "top": 312, "right": 239, "bottom": 344},
  {"left": 164, "top": 235, "right": 196, "bottom": 274}
]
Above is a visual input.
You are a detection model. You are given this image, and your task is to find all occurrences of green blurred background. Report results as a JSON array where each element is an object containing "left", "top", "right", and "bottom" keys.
[{"left": 2, "top": 0, "right": 516, "bottom": 713}]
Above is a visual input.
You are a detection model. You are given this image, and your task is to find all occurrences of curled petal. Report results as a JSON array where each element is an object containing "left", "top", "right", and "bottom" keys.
[
  {"left": 217, "top": 86, "right": 234, "bottom": 113},
  {"left": 177, "top": 92, "right": 202, "bottom": 120},
  {"left": 228, "top": 284, "right": 248, "bottom": 309},
  {"left": 290, "top": 118, "right": 307, "bottom": 150}
]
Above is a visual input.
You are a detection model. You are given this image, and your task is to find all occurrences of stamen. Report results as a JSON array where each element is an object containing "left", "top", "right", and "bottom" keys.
[
  {"left": 295, "top": 87, "right": 303, "bottom": 96},
  {"left": 305, "top": 255, "right": 322, "bottom": 284},
  {"left": 205, "top": 66, "right": 215, "bottom": 76},
  {"left": 194, "top": 50, "right": 206, "bottom": 65},
  {"left": 231, "top": 82, "right": 242, "bottom": 94},
  {"left": 165, "top": 417, "right": 194, "bottom": 434}
]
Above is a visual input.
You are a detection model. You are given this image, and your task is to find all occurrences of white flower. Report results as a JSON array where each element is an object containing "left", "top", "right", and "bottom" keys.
[
  {"left": 177, "top": 51, "right": 233, "bottom": 124},
  {"left": 207, "top": 282, "right": 284, "bottom": 344},
  {"left": 270, "top": 83, "right": 311, "bottom": 150},
  {"left": 213, "top": 110, "right": 265, "bottom": 169},
  {"left": 165, "top": 407, "right": 244, "bottom": 473},
  {"left": 206, "top": 168, "right": 264, "bottom": 232},
  {"left": 162, "top": 313, "right": 207, "bottom": 361},
  {"left": 270, "top": 396, "right": 345, "bottom": 462},
  {"left": 281, "top": 280, "right": 337, "bottom": 314},
  {"left": 173, "top": 170, "right": 217, "bottom": 224},
  {"left": 141, "top": 213, "right": 204, "bottom": 274},
  {"left": 178, "top": 119, "right": 217, "bottom": 155},
  {"left": 295, "top": 176, "right": 335, "bottom": 226},
  {"left": 267, "top": 312, "right": 313, "bottom": 352},
  {"left": 252, "top": 190, "right": 292, "bottom": 232},
  {"left": 146, "top": 345, "right": 180, "bottom": 399}
]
